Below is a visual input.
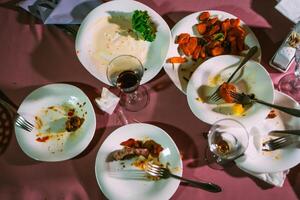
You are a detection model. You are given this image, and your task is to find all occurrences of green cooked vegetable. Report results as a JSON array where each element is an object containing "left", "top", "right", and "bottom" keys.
[{"left": 132, "top": 10, "right": 156, "bottom": 42}]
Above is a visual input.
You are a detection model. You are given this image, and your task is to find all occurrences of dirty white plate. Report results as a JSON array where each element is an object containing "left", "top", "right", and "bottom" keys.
[
  {"left": 236, "top": 90, "right": 300, "bottom": 173},
  {"left": 164, "top": 10, "right": 261, "bottom": 93},
  {"left": 76, "top": 0, "right": 171, "bottom": 85},
  {"left": 186, "top": 55, "right": 274, "bottom": 126},
  {"left": 95, "top": 123, "right": 182, "bottom": 200},
  {"left": 15, "top": 83, "right": 96, "bottom": 161}
]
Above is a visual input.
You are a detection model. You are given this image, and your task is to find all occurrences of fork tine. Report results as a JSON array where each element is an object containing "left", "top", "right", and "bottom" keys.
[
  {"left": 20, "top": 117, "right": 34, "bottom": 131},
  {"left": 207, "top": 90, "right": 222, "bottom": 102},
  {"left": 263, "top": 136, "right": 293, "bottom": 151},
  {"left": 15, "top": 115, "right": 34, "bottom": 132}
]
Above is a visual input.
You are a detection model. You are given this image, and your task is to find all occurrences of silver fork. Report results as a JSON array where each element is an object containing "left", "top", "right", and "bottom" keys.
[
  {"left": 262, "top": 135, "right": 295, "bottom": 151},
  {"left": 229, "top": 91, "right": 300, "bottom": 117},
  {"left": 145, "top": 162, "right": 222, "bottom": 193},
  {"left": 15, "top": 114, "right": 34, "bottom": 132},
  {"left": 207, "top": 46, "right": 258, "bottom": 102}
]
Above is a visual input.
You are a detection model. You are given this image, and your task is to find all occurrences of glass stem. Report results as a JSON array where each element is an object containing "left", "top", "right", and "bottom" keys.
[{"left": 127, "top": 90, "right": 139, "bottom": 104}]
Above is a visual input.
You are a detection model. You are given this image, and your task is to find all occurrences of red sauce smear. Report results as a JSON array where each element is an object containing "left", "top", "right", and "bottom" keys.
[
  {"left": 68, "top": 109, "right": 75, "bottom": 117},
  {"left": 36, "top": 136, "right": 49, "bottom": 142}
]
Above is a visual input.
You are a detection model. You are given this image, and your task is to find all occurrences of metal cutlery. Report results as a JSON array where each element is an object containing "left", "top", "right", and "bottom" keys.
[
  {"left": 229, "top": 91, "right": 300, "bottom": 117},
  {"left": 262, "top": 135, "right": 296, "bottom": 151},
  {"left": 207, "top": 46, "right": 258, "bottom": 103},
  {"left": 0, "top": 91, "right": 34, "bottom": 132},
  {"left": 145, "top": 162, "right": 222, "bottom": 193},
  {"left": 269, "top": 129, "right": 300, "bottom": 136},
  {"left": 15, "top": 114, "right": 34, "bottom": 132},
  {"left": 108, "top": 169, "right": 148, "bottom": 180}
]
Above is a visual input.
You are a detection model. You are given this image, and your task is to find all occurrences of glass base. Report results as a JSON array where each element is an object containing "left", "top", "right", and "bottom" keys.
[
  {"left": 278, "top": 74, "right": 300, "bottom": 103},
  {"left": 204, "top": 146, "right": 235, "bottom": 170},
  {"left": 120, "top": 85, "right": 149, "bottom": 112}
]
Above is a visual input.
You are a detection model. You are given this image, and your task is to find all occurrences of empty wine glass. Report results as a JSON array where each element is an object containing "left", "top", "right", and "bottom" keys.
[
  {"left": 205, "top": 118, "right": 249, "bottom": 169},
  {"left": 278, "top": 45, "right": 300, "bottom": 102},
  {"left": 107, "top": 55, "right": 149, "bottom": 112}
]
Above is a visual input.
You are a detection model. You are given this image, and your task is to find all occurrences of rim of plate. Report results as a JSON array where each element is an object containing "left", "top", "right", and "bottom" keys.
[
  {"left": 95, "top": 123, "right": 183, "bottom": 200},
  {"left": 75, "top": 0, "right": 171, "bottom": 86},
  {"left": 15, "top": 83, "right": 96, "bottom": 162}
]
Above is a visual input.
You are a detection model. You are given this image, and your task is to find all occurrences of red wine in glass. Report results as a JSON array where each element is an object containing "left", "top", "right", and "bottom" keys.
[
  {"left": 116, "top": 70, "right": 141, "bottom": 93},
  {"left": 107, "top": 55, "right": 149, "bottom": 111}
]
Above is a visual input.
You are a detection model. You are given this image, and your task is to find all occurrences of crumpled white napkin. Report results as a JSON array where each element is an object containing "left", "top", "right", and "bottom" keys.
[
  {"left": 18, "top": 0, "right": 102, "bottom": 24},
  {"left": 236, "top": 127, "right": 289, "bottom": 187},
  {"left": 240, "top": 167, "right": 289, "bottom": 187},
  {"left": 95, "top": 87, "right": 120, "bottom": 115},
  {"left": 275, "top": 0, "right": 300, "bottom": 23}
]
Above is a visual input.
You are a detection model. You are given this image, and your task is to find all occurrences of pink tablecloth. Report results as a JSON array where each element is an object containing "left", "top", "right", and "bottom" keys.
[{"left": 0, "top": 0, "right": 299, "bottom": 200}]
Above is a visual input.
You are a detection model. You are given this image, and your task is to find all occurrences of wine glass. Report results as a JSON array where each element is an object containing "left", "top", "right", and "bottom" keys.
[
  {"left": 206, "top": 118, "right": 249, "bottom": 169},
  {"left": 107, "top": 55, "right": 149, "bottom": 112},
  {"left": 278, "top": 46, "right": 300, "bottom": 102}
]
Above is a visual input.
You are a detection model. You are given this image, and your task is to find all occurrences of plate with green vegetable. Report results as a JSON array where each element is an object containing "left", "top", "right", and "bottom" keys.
[{"left": 76, "top": 0, "right": 171, "bottom": 85}]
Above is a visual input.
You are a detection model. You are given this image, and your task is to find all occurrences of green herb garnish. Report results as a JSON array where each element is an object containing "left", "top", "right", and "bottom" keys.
[{"left": 132, "top": 10, "right": 156, "bottom": 42}]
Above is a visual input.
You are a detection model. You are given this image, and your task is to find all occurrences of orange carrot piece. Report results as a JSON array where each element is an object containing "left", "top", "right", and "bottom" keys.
[
  {"left": 208, "top": 17, "right": 218, "bottom": 25},
  {"left": 167, "top": 57, "right": 187, "bottom": 64},
  {"left": 219, "top": 83, "right": 237, "bottom": 103},
  {"left": 196, "top": 23, "right": 207, "bottom": 35},
  {"left": 221, "top": 19, "right": 231, "bottom": 33},
  {"left": 210, "top": 46, "right": 224, "bottom": 56},
  {"left": 179, "top": 44, "right": 192, "bottom": 56},
  {"left": 192, "top": 45, "right": 202, "bottom": 60},
  {"left": 176, "top": 33, "right": 190, "bottom": 44},
  {"left": 186, "top": 37, "right": 198, "bottom": 55},
  {"left": 237, "top": 37, "right": 245, "bottom": 51},
  {"left": 199, "top": 11, "right": 210, "bottom": 21},
  {"left": 207, "top": 25, "right": 220, "bottom": 36},
  {"left": 200, "top": 45, "right": 206, "bottom": 59},
  {"left": 230, "top": 18, "right": 240, "bottom": 27}
]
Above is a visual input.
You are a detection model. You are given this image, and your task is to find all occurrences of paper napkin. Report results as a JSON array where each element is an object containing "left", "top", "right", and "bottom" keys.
[
  {"left": 241, "top": 167, "right": 289, "bottom": 187},
  {"left": 275, "top": 0, "right": 300, "bottom": 24},
  {"left": 95, "top": 88, "right": 120, "bottom": 115},
  {"left": 18, "top": 0, "right": 102, "bottom": 24}
]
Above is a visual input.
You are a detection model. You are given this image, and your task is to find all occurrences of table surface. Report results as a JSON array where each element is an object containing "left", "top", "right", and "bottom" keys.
[{"left": 0, "top": 0, "right": 299, "bottom": 200}]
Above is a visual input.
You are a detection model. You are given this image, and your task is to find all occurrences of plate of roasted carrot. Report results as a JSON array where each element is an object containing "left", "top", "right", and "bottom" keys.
[{"left": 164, "top": 10, "right": 261, "bottom": 93}]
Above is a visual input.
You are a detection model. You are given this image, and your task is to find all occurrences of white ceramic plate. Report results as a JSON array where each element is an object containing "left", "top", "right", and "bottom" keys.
[
  {"left": 236, "top": 90, "right": 300, "bottom": 173},
  {"left": 95, "top": 123, "right": 182, "bottom": 200},
  {"left": 164, "top": 10, "right": 262, "bottom": 93},
  {"left": 186, "top": 55, "right": 274, "bottom": 126},
  {"left": 76, "top": 0, "right": 171, "bottom": 85},
  {"left": 15, "top": 84, "right": 96, "bottom": 161}
]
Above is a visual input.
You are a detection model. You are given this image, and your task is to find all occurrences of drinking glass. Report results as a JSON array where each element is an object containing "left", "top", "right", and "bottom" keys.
[
  {"left": 206, "top": 118, "right": 249, "bottom": 169},
  {"left": 278, "top": 46, "right": 300, "bottom": 102},
  {"left": 107, "top": 55, "right": 149, "bottom": 112}
]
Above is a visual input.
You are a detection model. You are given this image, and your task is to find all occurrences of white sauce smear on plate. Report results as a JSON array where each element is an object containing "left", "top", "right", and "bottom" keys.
[{"left": 90, "top": 16, "right": 150, "bottom": 73}]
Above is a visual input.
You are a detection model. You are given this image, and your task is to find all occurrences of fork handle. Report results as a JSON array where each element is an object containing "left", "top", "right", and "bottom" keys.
[
  {"left": 169, "top": 173, "right": 222, "bottom": 193},
  {"left": 253, "top": 98, "right": 300, "bottom": 117},
  {"left": 226, "top": 46, "right": 258, "bottom": 83},
  {"left": 270, "top": 130, "right": 300, "bottom": 136}
]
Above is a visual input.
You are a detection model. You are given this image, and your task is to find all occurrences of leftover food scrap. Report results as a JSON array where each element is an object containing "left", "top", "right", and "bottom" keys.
[
  {"left": 219, "top": 82, "right": 237, "bottom": 103},
  {"left": 113, "top": 138, "right": 164, "bottom": 160},
  {"left": 132, "top": 10, "right": 157, "bottom": 42}
]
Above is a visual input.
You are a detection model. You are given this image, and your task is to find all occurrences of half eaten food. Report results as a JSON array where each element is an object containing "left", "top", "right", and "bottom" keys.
[{"left": 113, "top": 138, "right": 164, "bottom": 160}]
